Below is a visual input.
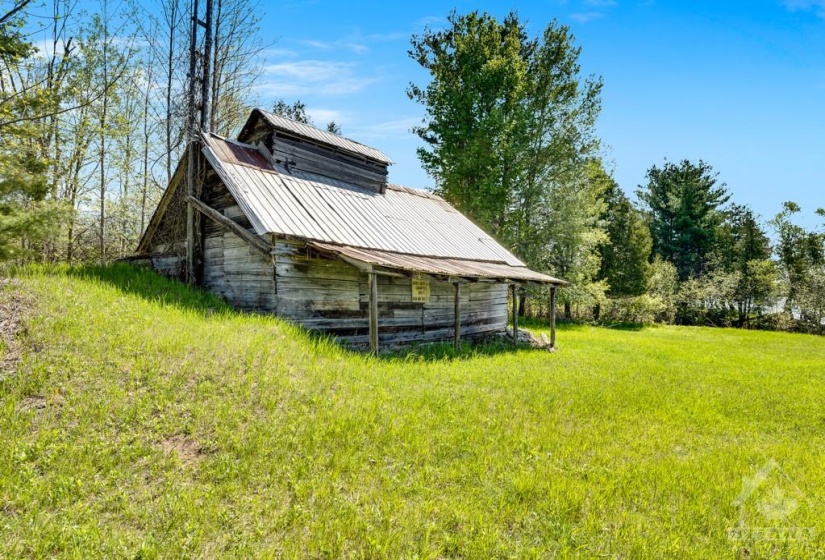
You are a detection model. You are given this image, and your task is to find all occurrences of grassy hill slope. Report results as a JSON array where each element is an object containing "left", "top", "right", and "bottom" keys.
[{"left": 2, "top": 265, "right": 824, "bottom": 558}]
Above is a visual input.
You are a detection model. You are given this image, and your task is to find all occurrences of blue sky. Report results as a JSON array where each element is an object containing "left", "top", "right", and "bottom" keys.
[{"left": 252, "top": 0, "right": 825, "bottom": 228}]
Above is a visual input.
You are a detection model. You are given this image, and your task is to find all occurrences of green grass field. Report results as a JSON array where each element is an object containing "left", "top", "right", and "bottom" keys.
[{"left": 2, "top": 265, "right": 824, "bottom": 558}]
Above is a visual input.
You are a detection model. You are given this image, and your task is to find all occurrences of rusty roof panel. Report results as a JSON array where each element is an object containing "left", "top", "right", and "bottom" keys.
[
  {"left": 209, "top": 137, "right": 272, "bottom": 169},
  {"left": 258, "top": 110, "right": 392, "bottom": 165}
]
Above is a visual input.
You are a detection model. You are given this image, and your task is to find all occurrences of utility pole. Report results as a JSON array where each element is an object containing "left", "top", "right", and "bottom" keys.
[{"left": 185, "top": 0, "right": 213, "bottom": 285}]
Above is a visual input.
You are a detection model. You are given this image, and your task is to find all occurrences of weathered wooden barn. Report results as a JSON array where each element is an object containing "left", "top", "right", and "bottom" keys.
[{"left": 135, "top": 109, "right": 564, "bottom": 350}]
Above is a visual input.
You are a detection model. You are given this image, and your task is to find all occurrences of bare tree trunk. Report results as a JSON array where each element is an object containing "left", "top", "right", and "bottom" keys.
[
  {"left": 207, "top": 0, "right": 263, "bottom": 136},
  {"left": 164, "top": 0, "right": 179, "bottom": 184},
  {"left": 140, "top": 56, "right": 153, "bottom": 235},
  {"left": 98, "top": 1, "right": 110, "bottom": 265}
]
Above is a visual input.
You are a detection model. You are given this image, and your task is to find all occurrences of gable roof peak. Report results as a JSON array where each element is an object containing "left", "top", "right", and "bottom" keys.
[{"left": 239, "top": 108, "right": 392, "bottom": 166}]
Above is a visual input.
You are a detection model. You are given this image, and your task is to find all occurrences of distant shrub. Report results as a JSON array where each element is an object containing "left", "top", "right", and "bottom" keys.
[
  {"left": 751, "top": 312, "right": 796, "bottom": 332},
  {"left": 599, "top": 295, "right": 667, "bottom": 326}
]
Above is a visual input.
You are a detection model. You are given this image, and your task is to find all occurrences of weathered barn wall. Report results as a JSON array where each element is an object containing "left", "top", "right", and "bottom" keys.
[
  {"left": 145, "top": 172, "right": 188, "bottom": 279},
  {"left": 201, "top": 170, "right": 276, "bottom": 311},
  {"left": 273, "top": 239, "right": 508, "bottom": 346}
]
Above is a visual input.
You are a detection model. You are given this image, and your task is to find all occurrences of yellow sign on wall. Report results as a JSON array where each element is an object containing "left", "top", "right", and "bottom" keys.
[{"left": 411, "top": 278, "right": 431, "bottom": 303}]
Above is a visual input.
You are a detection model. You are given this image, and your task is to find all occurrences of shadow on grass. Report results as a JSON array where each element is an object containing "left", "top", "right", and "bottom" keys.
[
  {"left": 599, "top": 321, "right": 646, "bottom": 331},
  {"left": 66, "top": 263, "right": 232, "bottom": 315},
  {"left": 62, "top": 264, "right": 559, "bottom": 361},
  {"left": 519, "top": 316, "right": 647, "bottom": 333},
  {"left": 517, "top": 316, "right": 587, "bottom": 332},
  {"left": 377, "top": 337, "right": 544, "bottom": 363}
]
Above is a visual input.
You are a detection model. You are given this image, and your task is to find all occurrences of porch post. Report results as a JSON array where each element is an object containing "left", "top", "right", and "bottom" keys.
[
  {"left": 511, "top": 283, "right": 518, "bottom": 346},
  {"left": 453, "top": 282, "right": 461, "bottom": 351},
  {"left": 550, "top": 285, "right": 557, "bottom": 348},
  {"left": 369, "top": 271, "right": 379, "bottom": 353}
]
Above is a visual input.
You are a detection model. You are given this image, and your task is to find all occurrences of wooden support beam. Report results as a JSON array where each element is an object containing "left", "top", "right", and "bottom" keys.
[
  {"left": 320, "top": 251, "right": 405, "bottom": 278},
  {"left": 550, "top": 286, "right": 557, "bottom": 348},
  {"left": 453, "top": 282, "right": 461, "bottom": 351},
  {"left": 337, "top": 254, "right": 373, "bottom": 273},
  {"left": 187, "top": 196, "right": 271, "bottom": 256},
  {"left": 186, "top": 143, "right": 197, "bottom": 284},
  {"left": 369, "top": 271, "right": 379, "bottom": 354},
  {"left": 511, "top": 283, "right": 518, "bottom": 346}
]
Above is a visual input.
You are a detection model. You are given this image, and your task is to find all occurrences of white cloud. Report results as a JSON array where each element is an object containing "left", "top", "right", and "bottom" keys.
[
  {"left": 783, "top": 0, "right": 825, "bottom": 18},
  {"left": 302, "top": 39, "right": 369, "bottom": 54},
  {"left": 584, "top": 0, "right": 617, "bottom": 6},
  {"left": 354, "top": 118, "right": 421, "bottom": 138},
  {"left": 415, "top": 16, "right": 446, "bottom": 27},
  {"left": 257, "top": 60, "right": 377, "bottom": 96},
  {"left": 262, "top": 47, "right": 300, "bottom": 59},
  {"left": 365, "top": 31, "right": 410, "bottom": 42},
  {"left": 343, "top": 42, "right": 369, "bottom": 54},
  {"left": 307, "top": 108, "right": 348, "bottom": 126},
  {"left": 30, "top": 39, "right": 57, "bottom": 59},
  {"left": 570, "top": 11, "right": 607, "bottom": 22},
  {"left": 303, "top": 40, "right": 332, "bottom": 49}
]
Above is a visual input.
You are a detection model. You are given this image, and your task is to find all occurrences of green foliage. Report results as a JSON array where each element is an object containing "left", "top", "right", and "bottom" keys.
[
  {"left": 740, "top": 258, "right": 780, "bottom": 318},
  {"left": 715, "top": 204, "right": 772, "bottom": 268},
  {"left": 0, "top": 7, "right": 68, "bottom": 260},
  {"left": 710, "top": 206, "right": 776, "bottom": 325},
  {"left": 675, "top": 269, "right": 740, "bottom": 326},
  {"left": 647, "top": 256, "right": 678, "bottom": 323},
  {"left": 544, "top": 160, "right": 609, "bottom": 316},
  {"left": 598, "top": 294, "right": 666, "bottom": 325},
  {"left": 637, "top": 159, "right": 730, "bottom": 281},
  {"left": 3, "top": 266, "right": 825, "bottom": 557},
  {"left": 0, "top": 4, "right": 33, "bottom": 61},
  {"left": 408, "top": 11, "right": 528, "bottom": 235},
  {"left": 769, "top": 201, "right": 825, "bottom": 312},
  {"left": 598, "top": 180, "right": 652, "bottom": 296},
  {"left": 272, "top": 98, "right": 311, "bottom": 124},
  {"left": 796, "top": 265, "right": 825, "bottom": 334},
  {"left": 672, "top": 262, "right": 777, "bottom": 328},
  {"left": 408, "top": 12, "right": 604, "bottom": 306}
]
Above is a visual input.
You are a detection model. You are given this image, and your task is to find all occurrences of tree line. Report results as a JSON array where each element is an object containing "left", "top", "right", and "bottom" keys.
[{"left": 408, "top": 11, "right": 825, "bottom": 335}]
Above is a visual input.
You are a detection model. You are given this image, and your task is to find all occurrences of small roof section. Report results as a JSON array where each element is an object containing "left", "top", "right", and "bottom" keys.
[
  {"left": 197, "top": 133, "right": 564, "bottom": 285},
  {"left": 309, "top": 242, "right": 564, "bottom": 284},
  {"left": 247, "top": 109, "right": 392, "bottom": 165}
]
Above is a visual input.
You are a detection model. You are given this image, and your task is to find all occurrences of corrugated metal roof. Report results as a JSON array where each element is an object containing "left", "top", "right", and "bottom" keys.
[
  {"left": 257, "top": 109, "right": 392, "bottom": 165},
  {"left": 310, "top": 242, "right": 566, "bottom": 284},
  {"left": 200, "top": 134, "right": 564, "bottom": 284}
]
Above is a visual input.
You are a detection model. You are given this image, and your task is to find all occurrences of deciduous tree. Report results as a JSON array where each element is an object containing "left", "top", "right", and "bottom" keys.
[{"left": 408, "top": 11, "right": 605, "bottom": 316}]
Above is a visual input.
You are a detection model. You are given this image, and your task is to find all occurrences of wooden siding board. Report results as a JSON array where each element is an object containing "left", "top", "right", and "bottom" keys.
[{"left": 272, "top": 141, "right": 386, "bottom": 193}]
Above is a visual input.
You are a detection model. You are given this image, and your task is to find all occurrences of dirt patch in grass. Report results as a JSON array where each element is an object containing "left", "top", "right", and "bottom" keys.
[
  {"left": 18, "top": 393, "right": 64, "bottom": 413},
  {"left": 160, "top": 435, "right": 204, "bottom": 467},
  {"left": 20, "top": 394, "right": 47, "bottom": 411},
  {"left": 0, "top": 278, "right": 33, "bottom": 377}
]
